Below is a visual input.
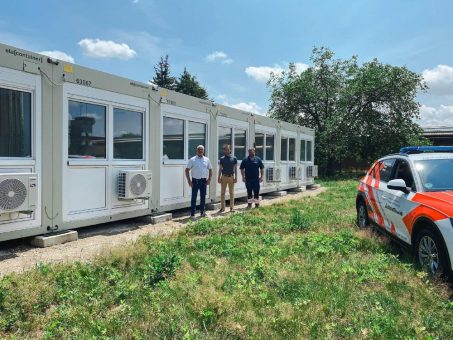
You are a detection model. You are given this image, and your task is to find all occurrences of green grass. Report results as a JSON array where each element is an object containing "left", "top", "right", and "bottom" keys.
[{"left": 0, "top": 179, "right": 452, "bottom": 339}]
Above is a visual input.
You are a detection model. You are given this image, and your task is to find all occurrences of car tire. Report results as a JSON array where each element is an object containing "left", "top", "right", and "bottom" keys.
[
  {"left": 356, "top": 198, "right": 369, "bottom": 229},
  {"left": 415, "top": 227, "right": 449, "bottom": 278}
]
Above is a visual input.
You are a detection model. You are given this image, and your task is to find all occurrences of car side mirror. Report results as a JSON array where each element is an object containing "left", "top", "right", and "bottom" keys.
[{"left": 387, "top": 179, "right": 409, "bottom": 194}]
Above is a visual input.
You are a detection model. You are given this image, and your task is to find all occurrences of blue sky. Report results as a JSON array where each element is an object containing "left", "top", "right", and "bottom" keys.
[{"left": 1, "top": 0, "right": 453, "bottom": 126}]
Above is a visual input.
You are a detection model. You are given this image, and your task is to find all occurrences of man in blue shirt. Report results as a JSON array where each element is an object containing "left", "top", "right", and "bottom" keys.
[
  {"left": 240, "top": 147, "right": 264, "bottom": 209},
  {"left": 217, "top": 144, "right": 238, "bottom": 213},
  {"left": 185, "top": 145, "right": 212, "bottom": 220}
]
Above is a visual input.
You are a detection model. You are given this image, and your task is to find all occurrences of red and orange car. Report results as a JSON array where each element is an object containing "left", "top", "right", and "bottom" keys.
[{"left": 357, "top": 146, "right": 453, "bottom": 277}]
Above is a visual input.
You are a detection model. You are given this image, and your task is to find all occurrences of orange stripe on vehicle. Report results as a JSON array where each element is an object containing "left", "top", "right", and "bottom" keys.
[
  {"left": 367, "top": 185, "right": 385, "bottom": 226},
  {"left": 411, "top": 192, "right": 453, "bottom": 217},
  {"left": 390, "top": 223, "right": 396, "bottom": 235},
  {"left": 402, "top": 205, "right": 446, "bottom": 235}
]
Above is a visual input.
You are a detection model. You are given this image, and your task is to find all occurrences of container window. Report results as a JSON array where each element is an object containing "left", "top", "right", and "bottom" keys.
[
  {"left": 0, "top": 87, "right": 32, "bottom": 158},
  {"left": 163, "top": 116, "right": 185, "bottom": 160},
  {"left": 306, "top": 140, "right": 312, "bottom": 162},
  {"left": 254, "top": 132, "right": 264, "bottom": 159},
  {"left": 281, "top": 137, "right": 288, "bottom": 161},
  {"left": 266, "top": 134, "right": 274, "bottom": 161},
  {"left": 289, "top": 138, "right": 296, "bottom": 161},
  {"left": 113, "top": 108, "right": 143, "bottom": 159},
  {"left": 234, "top": 128, "right": 247, "bottom": 160},
  {"left": 188, "top": 121, "right": 206, "bottom": 158},
  {"left": 68, "top": 100, "right": 106, "bottom": 159},
  {"left": 218, "top": 126, "right": 232, "bottom": 160},
  {"left": 300, "top": 140, "right": 306, "bottom": 161}
]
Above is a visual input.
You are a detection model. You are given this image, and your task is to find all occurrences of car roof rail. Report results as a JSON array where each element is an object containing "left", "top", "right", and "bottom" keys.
[{"left": 400, "top": 146, "right": 453, "bottom": 154}]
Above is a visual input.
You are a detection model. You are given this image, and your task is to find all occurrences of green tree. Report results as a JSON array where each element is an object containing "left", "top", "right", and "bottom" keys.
[
  {"left": 175, "top": 68, "right": 209, "bottom": 99},
  {"left": 152, "top": 55, "right": 176, "bottom": 90},
  {"left": 268, "top": 47, "right": 429, "bottom": 176}
]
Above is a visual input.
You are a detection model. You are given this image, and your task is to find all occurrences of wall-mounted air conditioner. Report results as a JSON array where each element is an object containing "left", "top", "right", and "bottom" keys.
[
  {"left": 296, "top": 165, "right": 306, "bottom": 180},
  {"left": 0, "top": 174, "right": 38, "bottom": 214},
  {"left": 306, "top": 165, "right": 318, "bottom": 178},
  {"left": 266, "top": 166, "right": 281, "bottom": 182},
  {"left": 118, "top": 170, "right": 152, "bottom": 200}
]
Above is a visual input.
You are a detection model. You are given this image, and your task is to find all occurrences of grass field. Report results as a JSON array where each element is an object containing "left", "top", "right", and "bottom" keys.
[{"left": 0, "top": 179, "right": 452, "bottom": 339}]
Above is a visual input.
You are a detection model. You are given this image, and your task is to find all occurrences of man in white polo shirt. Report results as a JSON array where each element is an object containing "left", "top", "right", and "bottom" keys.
[{"left": 185, "top": 145, "right": 212, "bottom": 220}]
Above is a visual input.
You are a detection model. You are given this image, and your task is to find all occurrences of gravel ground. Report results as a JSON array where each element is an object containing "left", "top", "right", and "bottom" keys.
[{"left": 0, "top": 186, "right": 325, "bottom": 277}]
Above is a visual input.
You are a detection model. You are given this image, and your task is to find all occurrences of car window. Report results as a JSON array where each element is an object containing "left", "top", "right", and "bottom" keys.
[
  {"left": 414, "top": 159, "right": 453, "bottom": 191},
  {"left": 378, "top": 158, "right": 396, "bottom": 182},
  {"left": 392, "top": 160, "right": 416, "bottom": 191}
]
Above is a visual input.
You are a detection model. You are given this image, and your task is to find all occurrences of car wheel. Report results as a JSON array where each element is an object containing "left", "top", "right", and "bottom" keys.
[
  {"left": 415, "top": 228, "right": 448, "bottom": 277},
  {"left": 357, "top": 199, "right": 369, "bottom": 228}
]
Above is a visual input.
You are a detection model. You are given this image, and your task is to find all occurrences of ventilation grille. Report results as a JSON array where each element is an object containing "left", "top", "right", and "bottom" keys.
[
  {"left": 307, "top": 165, "right": 318, "bottom": 178},
  {"left": 118, "top": 172, "right": 127, "bottom": 198},
  {"left": 0, "top": 178, "right": 27, "bottom": 210},
  {"left": 289, "top": 166, "right": 297, "bottom": 180},
  {"left": 266, "top": 167, "right": 275, "bottom": 182},
  {"left": 118, "top": 170, "right": 152, "bottom": 200}
]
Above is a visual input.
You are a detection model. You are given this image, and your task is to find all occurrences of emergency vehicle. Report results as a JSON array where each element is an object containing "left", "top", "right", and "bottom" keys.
[{"left": 356, "top": 146, "right": 453, "bottom": 277}]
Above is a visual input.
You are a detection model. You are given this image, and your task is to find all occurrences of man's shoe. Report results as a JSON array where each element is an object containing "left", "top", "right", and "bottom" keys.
[
  {"left": 255, "top": 204, "right": 260, "bottom": 209},
  {"left": 230, "top": 207, "right": 234, "bottom": 213},
  {"left": 218, "top": 208, "right": 225, "bottom": 213},
  {"left": 190, "top": 215, "right": 197, "bottom": 221},
  {"left": 200, "top": 212, "right": 207, "bottom": 218},
  {"left": 247, "top": 203, "right": 252, "bottom": 209}
]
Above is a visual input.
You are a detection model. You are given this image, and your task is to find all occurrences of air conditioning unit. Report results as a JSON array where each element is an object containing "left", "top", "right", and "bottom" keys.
[
  {"left": 289, "top": 166, "right": 297, "bottom": 180},
  {"left": 0, "top": 173, "right": 38, "bottom": 214},
  {"left": 118, "top": 170, "right": 152, "bottom": 200},
  {"left": 296, "top": 165, "right": 306, "bottom": 180},
  {"left": 266, "top": 166, "right": 281, "bottom": 182},
  {"left": 306, "top": 165, "right": 318, "bottom": 178}
]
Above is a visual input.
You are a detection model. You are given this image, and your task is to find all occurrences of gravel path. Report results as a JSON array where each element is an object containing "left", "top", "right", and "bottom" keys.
[{"left": 0, "top": 187, "right": 325, "bottom": 277}]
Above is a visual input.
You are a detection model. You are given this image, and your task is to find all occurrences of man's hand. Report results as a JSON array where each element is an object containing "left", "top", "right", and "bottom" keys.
[
  {"left": 188, "top": 180, "right": 192, "bottom": 187},
  {"left": 217, "top": 177, "right": 221, "bottom": 184},
  {"left": 242, "top": 177, "right": 246, "bottom": 183},
  {"left": 259, "top": 176, "right": 263, "bottom": 183},
  {"left": 234, "top": 178, "right": 237, "bottom": 184},
  {"left": 207, "top": 178, "right": 211, "bottom": 186}
]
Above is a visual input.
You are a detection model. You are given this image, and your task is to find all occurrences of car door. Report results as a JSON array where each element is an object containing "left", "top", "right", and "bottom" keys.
[
  {"left": 363, "top": 158, "right": 396, "bottom": 228},
  {"left": 380, "top": 158, "right": 418, "bottom": 244}
]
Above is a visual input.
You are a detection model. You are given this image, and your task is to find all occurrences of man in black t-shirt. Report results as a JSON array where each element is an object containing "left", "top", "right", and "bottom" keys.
[
  {"left": 240, "top": 147, "right": 264, "bottom": 209},
  {"left": 218, "top": 144, "right": 238, "bottom": 212}
]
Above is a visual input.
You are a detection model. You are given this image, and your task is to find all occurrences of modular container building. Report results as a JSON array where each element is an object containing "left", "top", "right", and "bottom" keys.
[{"left": 0, "top": 43, "right": 316, "bottom": 242}]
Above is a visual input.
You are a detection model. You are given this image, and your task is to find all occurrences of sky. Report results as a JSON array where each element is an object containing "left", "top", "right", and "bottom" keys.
[{"left": 1, "top": 0, "right": 453, "bottom": 127}]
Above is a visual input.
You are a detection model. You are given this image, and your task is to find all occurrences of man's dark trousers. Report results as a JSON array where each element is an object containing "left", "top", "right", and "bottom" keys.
[
  {"left": 191, "top": 178, "right": 207, "bottom": 216},
  {"left": 245, "top": 178, "right": 260, "bottom": 202}
]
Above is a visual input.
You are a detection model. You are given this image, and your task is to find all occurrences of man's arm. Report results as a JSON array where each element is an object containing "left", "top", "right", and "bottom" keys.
[
  {"left": 185, "top": 168, "right": 192, "bottom": 187},
  {"left": 241, "top": 168, "right": 246, "bottom": 182},
  {"left": 259, "top": 167, "right": 264, "bottom": 182},
  {"left": 234, "top": 162, "right": 238, "bottom": 183},
  {"left": 208, "top": 168, "right": 213, "bottom": 185}
]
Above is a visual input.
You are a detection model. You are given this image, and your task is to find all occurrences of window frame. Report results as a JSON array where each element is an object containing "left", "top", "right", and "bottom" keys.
[
  {"left": 187, "top": 120, "right": 207, "bottom": 160},
  {"left": 390, "top": 158, "right": 417, "bottom": 192},
  {"left": 254, "top": 131, "right": 275, "bottom": 161},
  {"left": 218, "top": 124, "right": 248, "bottom": 161},
  {"left": 300, "top": 139, "right": 306, "bottom": 162}
]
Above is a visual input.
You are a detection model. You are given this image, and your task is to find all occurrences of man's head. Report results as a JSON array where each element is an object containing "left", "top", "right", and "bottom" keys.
[
  {"left": 223, "top": 144, "right": 231, "bottom": 156},
  {"left": 196, "top": 145, "right": 205, "bottom": 157},
  {"left": 248, "top": 147, "right": 255, "bottom": 158}
]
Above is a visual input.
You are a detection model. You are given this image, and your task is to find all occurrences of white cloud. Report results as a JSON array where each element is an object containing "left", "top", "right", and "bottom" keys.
[
  {"left": 206, "top": 51, "right": 233, "bottom": 64},
  {"left": 38, "top": 50, "right": 75, "bottom": 63},
  {"left": 245, "top": 62, "right": 309, "bottom": 83},
  {"left": 78, "top": 38, "right": 136, "bottom": 59},
  {"left": 422, "top": 65, "right": 453, "bottom": 96},
  {"left": 418, "top": 104, "right": 453, "bottom": 127},
  {"left": 216, "top": 94, "right": 265, "bottom": 115}
]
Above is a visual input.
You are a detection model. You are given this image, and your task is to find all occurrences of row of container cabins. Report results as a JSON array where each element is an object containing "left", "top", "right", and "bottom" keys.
[{"left": 0, "top": 43, "right": 316, "bottom": 242}]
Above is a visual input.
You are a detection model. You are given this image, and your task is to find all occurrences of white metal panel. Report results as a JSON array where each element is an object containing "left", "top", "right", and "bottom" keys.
[
  {"left": 161, "top": 165, "right": 185, "bottom": 202},
  {"left": 281, "top": 130, "right": 298, "bottom": 138},
  {"left": 66, "top": 167, "right": 107, "bottom": 214},
  {"left": 0, "top": 66, "right": 42, "bottom": 231},
  {"left": 255, "top": 125, "right": 277, "bottom": 134}
]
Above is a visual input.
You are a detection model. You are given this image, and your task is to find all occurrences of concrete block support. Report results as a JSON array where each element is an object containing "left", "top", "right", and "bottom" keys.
[
  {"left": 206, "top": 203, "right": 222, "bottom": 210},
  {"left": 268, "top": 191, "right": 287, "bottom": 197},
  {"left": 238, "top": 195, "right": 263, "bottom": 202},
  {"left": 150, "top": 213, "right": 173, "bottom": 224},
  {"left": 31, "top": 230, "right": 78, "bottom": 248},
  {"left": 307, "top": 184, "right": 321, "bottom": 190},
  {"left": 289, "top": 186, "right": 306, "bottom": 192}
]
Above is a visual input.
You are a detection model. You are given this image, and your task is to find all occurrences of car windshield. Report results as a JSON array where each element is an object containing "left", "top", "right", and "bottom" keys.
[{"left": 414, "top": 159, "right": 453, "bottom": 191}]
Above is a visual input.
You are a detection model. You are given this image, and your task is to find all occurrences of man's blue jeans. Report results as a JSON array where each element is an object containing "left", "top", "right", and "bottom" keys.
[{"left": 191, "top": 178, "right": 207, "bottom": 216}]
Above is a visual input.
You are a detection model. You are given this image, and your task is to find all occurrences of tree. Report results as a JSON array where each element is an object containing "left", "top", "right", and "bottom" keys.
[
  {"left": 152, "top": 55, "right": 176, "bottom": 90},
  {"left": 268, "top": 47, "right": 429, "bottom": 176},
  {"left": 175, "top": 68, "right": 209, "bottom": 99}
]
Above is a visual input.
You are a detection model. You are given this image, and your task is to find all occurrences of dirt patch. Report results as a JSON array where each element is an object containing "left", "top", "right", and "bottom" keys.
[{"left": 0, "top": 187, "right": 325, "bottom": 277}]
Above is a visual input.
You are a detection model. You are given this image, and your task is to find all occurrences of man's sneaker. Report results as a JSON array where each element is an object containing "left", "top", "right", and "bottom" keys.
[
  {"left": 230, "top": 207, "right": 235, "bottom": 213},
  {"left": 247, "top": 203, "right": 252, "bottom": 209},
  {"left": 190, "top": 215, "right": 197, "bottom": 221},
  {"left": 200, "top": 212, "right": 207, "bottom": 218},
  {"left": 255, "top": 203, "right": 260, "bottom": 209},
  {"left": 218, "top": 208, "right": 225, "bottom": 213}
]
